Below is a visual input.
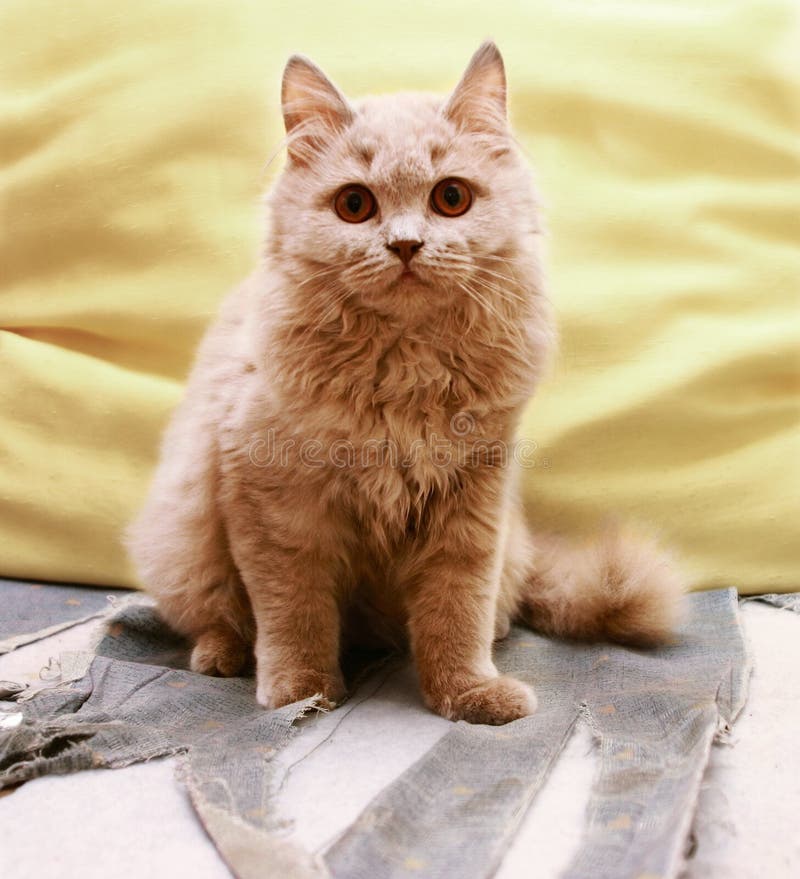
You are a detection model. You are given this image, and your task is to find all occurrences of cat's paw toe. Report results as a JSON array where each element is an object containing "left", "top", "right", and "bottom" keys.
[
  {"left": 190, "top": 628, "right": 250, "bottom": 677},
  {"left": 448, "top": 675, "right": 537, "bottom": 725},
  {"left": 258, "top": 668, "right": 346, "bottom": 711},
  {"left": 494, "top": 610, "right": 512, "bottom": 641}
]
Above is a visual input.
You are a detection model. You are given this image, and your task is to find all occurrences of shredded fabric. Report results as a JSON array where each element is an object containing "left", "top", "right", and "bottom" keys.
[
  {"left": 0, "top": 590, "right": 750, "bottom": 879},
  {"left": 325, "top": 589, "right": 750, "bottom": 879},
  {"left": 0, "top": 605, "right": 329, "bottom": 877}
]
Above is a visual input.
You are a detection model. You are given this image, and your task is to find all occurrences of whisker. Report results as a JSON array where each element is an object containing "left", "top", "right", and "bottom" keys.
[
  {"left": 476, "top": 267, "right": 520, "bottom": 286},
  {"left": 470, "top": 274, "right": 527, "bottom": 306},
  {"left": 456, "top": 279, "right": 529, "bottom": 346},
  {"left": 294, "top": 263, "right": 351, "bottom": 289},
  {"left": 456, "top": 280, "right": 504, "bottom": 324}
]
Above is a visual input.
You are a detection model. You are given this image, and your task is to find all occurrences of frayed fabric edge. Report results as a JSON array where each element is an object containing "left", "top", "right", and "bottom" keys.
[
  {"left": 675, "top": 590, "right": 753, "bottom": 878},
  {"left": 181, "top": 695, "right": 331, "bottom": 879},
  {"left": 664, "top": 706, "right": 720, "bottom": 879},
  {"left": 11, "top": 650, "right": 95, "bottom": 703},
  {"left": 3, "top": 596, "right": 152, "bottom": 703}
]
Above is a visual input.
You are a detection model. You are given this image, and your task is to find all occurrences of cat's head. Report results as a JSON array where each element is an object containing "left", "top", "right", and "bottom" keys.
[{"left": 266, "top": 42, "right": 542, "bottom": 323}]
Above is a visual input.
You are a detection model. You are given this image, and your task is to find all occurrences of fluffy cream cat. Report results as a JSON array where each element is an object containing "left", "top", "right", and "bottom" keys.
[{"left": 127, "top": 43, "right": 684, "bottom": 725}]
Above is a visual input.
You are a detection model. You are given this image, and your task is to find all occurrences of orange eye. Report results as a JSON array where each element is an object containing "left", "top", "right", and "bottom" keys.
[
  {"left": 431, "top": 178, "right": 472, "bottom": 217},
  {"left": 334, "top": 185, "right": 376, "bottom": 223}
]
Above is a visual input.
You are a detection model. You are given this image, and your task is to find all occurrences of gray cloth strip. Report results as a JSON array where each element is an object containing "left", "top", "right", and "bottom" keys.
[
  {"left": 325, "top": 589, "right": 750, "bottom": 879},
  {"left": 0, "top": 578, "right": 132, "bottom": 654}
]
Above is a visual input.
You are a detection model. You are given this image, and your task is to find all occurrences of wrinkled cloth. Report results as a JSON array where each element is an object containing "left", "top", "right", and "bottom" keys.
[
  {"left": 0, "top": 590, "right": 750, "bottom": 879},
  {"left": 0, "top": 579, "right": 131, "bottom": 654}
]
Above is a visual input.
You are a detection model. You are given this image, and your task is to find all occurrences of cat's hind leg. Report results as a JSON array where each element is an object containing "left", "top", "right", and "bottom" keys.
[
  {"left": 127, "top": 492, "right": 254, "bottom": 676},
  {"left": 126, "top": 438, "right": 255, "bottom": 677},
  {"left": 126, "top": 280, "right": 262, "bottom": 676}
]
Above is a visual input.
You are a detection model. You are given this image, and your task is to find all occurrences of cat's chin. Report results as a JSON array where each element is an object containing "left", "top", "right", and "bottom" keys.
[
  {"left": 343, "top": 266, "right": 459, "bottom": 322},
  {"left": 362, "top": 295, "right": 442, "bottom": 326},
  {"left": 370, "top": 273, "right": 454, "bottom": 321}
]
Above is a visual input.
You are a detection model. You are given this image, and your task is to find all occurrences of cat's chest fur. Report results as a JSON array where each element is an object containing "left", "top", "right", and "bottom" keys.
[
  {"left": 304, "top": 330, "right": 499, "bottom": 448},
  {"left": 280, "top": 328, "right": 512, "bottom": 539}
]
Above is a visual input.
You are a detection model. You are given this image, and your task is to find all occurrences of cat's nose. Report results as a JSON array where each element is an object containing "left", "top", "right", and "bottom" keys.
[{"left": 386, "top": 239, "right": 424, "bottom": 266}]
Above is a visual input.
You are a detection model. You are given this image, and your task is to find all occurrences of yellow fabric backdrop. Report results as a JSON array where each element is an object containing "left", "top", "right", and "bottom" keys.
[{"left": 1, "top": 1, "right": 798, "bottom": 591}]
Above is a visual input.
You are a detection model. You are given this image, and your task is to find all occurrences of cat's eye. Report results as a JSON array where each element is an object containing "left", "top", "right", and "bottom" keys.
[
  {"left": 334, "top": 184, "right": 376, "bottom": 223},
  {"left": 431, "top": 178, "right": 472, "bottom": 217}
]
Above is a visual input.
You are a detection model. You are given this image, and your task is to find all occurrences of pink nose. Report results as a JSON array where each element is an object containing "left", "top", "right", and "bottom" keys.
[{"left": 386, "top": 239, "right": 423, "bottom": 266}]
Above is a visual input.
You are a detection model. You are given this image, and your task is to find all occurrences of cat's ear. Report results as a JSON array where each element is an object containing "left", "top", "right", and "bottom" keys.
[
  {"left": 281, "top": 55, "right": 353, "bottom": 165},
  {"left": 443, "top": 41, "right": 507, "bottom": 134}
]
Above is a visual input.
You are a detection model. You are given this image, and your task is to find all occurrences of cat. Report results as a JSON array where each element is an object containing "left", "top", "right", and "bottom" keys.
[{"left": 126, "top": 42, "right": 685, "bottom": 725}]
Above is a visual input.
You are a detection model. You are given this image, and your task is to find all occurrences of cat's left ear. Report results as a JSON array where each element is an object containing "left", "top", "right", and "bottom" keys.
[
  {"left": 282, "top": 55, "right": 353, "bottom": 165},
  {"left": 443, "top": 41, "right": 507, "bottom": 134}
]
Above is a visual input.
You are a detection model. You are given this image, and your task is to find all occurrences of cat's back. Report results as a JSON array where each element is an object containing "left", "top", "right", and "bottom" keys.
[{"left": 192, "top": 272, "right": 262, "bottom": 382}]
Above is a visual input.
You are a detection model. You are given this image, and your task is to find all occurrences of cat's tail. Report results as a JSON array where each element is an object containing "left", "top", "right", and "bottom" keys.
[{"left": 516, "top": 526, "right": 686, "bottom": 646}]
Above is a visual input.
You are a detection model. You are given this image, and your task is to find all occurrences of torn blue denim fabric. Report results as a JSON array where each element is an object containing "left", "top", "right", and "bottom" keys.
[
  {"left": 0, "top": 590, "right": 750, "bottom": 879},
  {"left": 0, "top": 605, "right": 328, "bottom": 878},
  {"left": 325, "top": 589, "right": 750, "bottom": 879}
]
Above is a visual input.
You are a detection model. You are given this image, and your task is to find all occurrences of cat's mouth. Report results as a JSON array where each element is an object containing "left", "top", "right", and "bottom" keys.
[{"left": 393, "top": 266, "right": 428, "bottom": 288}]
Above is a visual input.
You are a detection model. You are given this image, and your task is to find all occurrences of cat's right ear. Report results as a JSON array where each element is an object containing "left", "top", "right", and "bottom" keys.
[
  {"left": 281, "top": 55, "right": 353, "bottom": 166},
  {"left": 443, "top": 41, "right": 507, "bottom": 136}
]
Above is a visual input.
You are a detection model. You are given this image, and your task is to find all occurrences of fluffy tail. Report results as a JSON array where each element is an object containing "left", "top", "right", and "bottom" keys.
[{"left": 517, "top": 527, "right": 686, "bottom": 646}]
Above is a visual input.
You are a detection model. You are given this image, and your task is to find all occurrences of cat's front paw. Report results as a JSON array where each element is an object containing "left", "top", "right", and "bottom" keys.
[
  {"left": 438, "top": 675, "right": 537, "bottom": 725},
  {"left": 257, "top": 667, "right": 346, "bottom": 711}
]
